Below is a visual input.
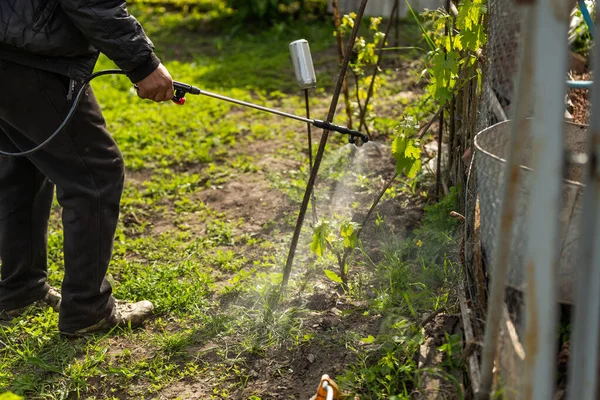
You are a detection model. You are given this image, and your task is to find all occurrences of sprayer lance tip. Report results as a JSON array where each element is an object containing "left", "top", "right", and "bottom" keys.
[{"left": 312, "top": 120, "right": 369, "bottom": 144}]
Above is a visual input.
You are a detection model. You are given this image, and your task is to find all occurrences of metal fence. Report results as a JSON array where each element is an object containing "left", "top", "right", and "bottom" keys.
[{"left": 459, "top": 0, "right": 600, "bottom": 398}]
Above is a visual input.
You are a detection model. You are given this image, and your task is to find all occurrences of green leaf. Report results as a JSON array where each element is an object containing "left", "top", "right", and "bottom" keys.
[
  {"left": 324, "top": 269, "right": 343, "bottom": 283},
  {"left": 405, "top": 142, "right": 421, "bottom": 159},
  {"left": 461, "top": 24, "right": 487, "bottom": 51},
  {"left": 24, "top": 355, "right": 63, "bottom": 374},
  {"left": 403, "top": 292, "right": 417, "bottom": 318},
  {"left": 340, "top": 221, "right": 360, "bottom": 248},
  {"left": 361, "top": 335, "right": 376, "bottom": 344},
  {"left": 406, "top": 159, "right": 422, "bottom": 179},
  {"left": 392, "top": 130, "right": 408, "bottom": 152},
  {"left": 310, "top": 221, "right": 331, "bottom": 257},
  {"left": 431, "top": 51, "right": 459, "bottom": 79},
  {"left": 457, "top": 0, "right": 487, "bottom": 30},
  {"left": 0, "top": 394, "right": 24, "bottom": 400},
  {"left": 392, "top": 133, "right": 422, "bottom": 179},
  {"left": 434, "top": 86, "right": 453, "bottom": 106},
  {"left": 269, "top": 273, "right": 283, "bottom": 285}
]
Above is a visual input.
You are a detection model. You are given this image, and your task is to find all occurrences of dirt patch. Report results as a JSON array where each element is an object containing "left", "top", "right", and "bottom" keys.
[
  {"left": 153, "top": 289, "right": 382, "bottom": 399},
  {"left": 159, "top": 379, "right": 213, "bottom": 399},
  {"left": 197, "top": 172, "right": 293, "bottom": 234},
  {"left": 415, "top": 314, "right": 464, "bottom": 399},
  {"left": 236, "top": 301, "right": 380, "bottom": 399}
]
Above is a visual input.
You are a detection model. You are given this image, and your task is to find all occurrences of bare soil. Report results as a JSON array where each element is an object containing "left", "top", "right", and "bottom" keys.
[{"left": 568, "top": 71, "right": 592, "bottom": 125}]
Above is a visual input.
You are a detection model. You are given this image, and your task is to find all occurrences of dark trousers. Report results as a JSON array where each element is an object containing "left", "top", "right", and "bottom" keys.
[{"left": 0, "top": 60, "right": 121, "bottom": 332}]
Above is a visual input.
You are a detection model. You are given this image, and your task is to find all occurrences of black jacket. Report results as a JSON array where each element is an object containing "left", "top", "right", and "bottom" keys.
[{"left": 0, "top": 0, "right": 160, "bottom": 83}]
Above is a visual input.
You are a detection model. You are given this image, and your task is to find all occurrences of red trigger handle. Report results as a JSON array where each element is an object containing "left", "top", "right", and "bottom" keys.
[{"left": 172, "top": 89, "right": 186, "bottom": 105}]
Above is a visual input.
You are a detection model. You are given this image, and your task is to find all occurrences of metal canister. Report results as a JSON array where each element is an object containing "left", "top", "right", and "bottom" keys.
[{"left": 289, "top": 39, "right": 317, "bottom": 90}]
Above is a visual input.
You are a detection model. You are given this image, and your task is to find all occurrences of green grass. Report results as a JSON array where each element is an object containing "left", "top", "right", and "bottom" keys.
[
  {"left": 0, "top": 3, "right": 464, "bottom": 399},
  {"left": 337, "top": 190, "right": 463, "bottom": 399}
]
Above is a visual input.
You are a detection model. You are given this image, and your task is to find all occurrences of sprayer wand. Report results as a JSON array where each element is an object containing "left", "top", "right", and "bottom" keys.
[
  {"left": 172, "top": 82, "right": 369, "bottom": 144},
  {"left": 0, "top": 70, "right": 368, "bottom": 158}
]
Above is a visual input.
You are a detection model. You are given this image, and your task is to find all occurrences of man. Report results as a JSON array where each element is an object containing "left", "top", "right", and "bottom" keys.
[{"left": 0, "top": 0, "right": 174, "bottom": 336}]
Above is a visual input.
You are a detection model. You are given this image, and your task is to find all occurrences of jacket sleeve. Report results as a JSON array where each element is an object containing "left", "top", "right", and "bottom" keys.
[{"left": 58, "top": 0, "right": 161, "bottom": 83}]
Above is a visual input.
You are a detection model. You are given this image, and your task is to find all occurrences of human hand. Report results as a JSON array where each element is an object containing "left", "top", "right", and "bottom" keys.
[{"left": 135, "top": 64, "right": 174, "bottom": 102}]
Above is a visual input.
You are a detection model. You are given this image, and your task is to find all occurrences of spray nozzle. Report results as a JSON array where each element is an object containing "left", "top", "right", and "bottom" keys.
[{"left": 312, "top": 120, "right": 369, "bottom": 144}]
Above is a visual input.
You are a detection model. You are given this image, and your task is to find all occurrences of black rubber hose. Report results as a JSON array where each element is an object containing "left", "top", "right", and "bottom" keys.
[{"left": 0, "top": 69, "right": 126, "bottom": 158}]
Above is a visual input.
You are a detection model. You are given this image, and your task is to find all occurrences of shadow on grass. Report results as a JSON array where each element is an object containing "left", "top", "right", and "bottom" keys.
[
  {"left": 104, "top": 3, "right": 427, "bottom": 96},
  {"left": 130, "top": 6, "right": 340, "bottom": 93}
]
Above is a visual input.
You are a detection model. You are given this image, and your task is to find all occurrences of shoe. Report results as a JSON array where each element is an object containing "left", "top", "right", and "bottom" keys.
[
  {"left": 61, "top": 299, "right": 154, "bottom": 337},
  {"left": 43, "top": 286, "right": 62, "bottom": 311},
  {"left": 0, "top": 286, "right": 62, "bottom": 321}
]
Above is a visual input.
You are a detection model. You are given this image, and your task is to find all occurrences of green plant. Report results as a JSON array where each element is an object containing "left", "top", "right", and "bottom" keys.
[
  {"left": 569, "top": 0, "right": 595, "bottom": 54},
  {"left": 394, "top": 0, "right": 487, "bottom": 187},
  {"left": 412, "top": 187, "right": 459, "bottom": 266},
  {"left": 311, "top": 219, "right": 360, "bottom": 286},
  {"left": 418, "top": 0, "right": 487, "bottom": 105},
  {"left": 392, "top": 117, "right": 422, "bottom": 180},
  {"left": 338, "top": 183, "right": 462, "bottom": 398},
  {"left": 206, "top": 220, "right": 235, "bottom": 245},
  {"left": 338, "top": 14, "right": 385, "bottom": 76},
  {"left": 339, "top": 320, "right": 425, "bottom": 398},
  {"left": 438, "top": 333, "right": 463, "bottom": 370},
  {"left": 336, "top": 13, "right": 387, "bottom": 128}
]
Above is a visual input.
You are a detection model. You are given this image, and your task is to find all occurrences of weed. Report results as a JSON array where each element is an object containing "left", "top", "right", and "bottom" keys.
[
  {"left": 311, "top": 218, "right": 360, "bottom": 286},
  {"left": 152, "top": 329, "right": 196, "bottom": 357},
  {"left": 438, "top": 333, "right": 463, "bottom": 370},
  {"left": 338, "top": 189, "right": 462, "bottom": 398},
  {"left": 338, "top": 320, "right": 424, "bottom": 398},
  {"left": 206, "top": 219, "right": 235, "bottom": 246}
]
